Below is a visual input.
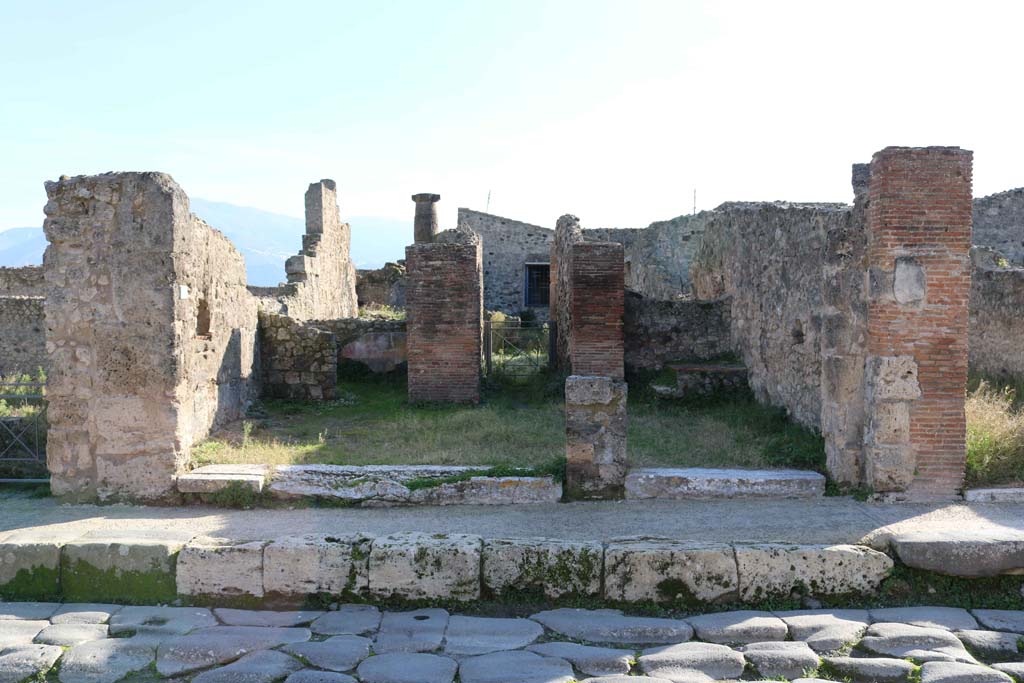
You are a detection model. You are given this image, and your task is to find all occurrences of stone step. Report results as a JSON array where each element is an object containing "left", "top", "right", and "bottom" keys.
[
  {"left": 964, "top": 487, "right": 1024, "bottom": 503},
  {"left": 625, "top": 467, "right": 826, "bottom": 500},
  {"left": 177, "top": 464, "right": 562, "bottom": 507}
]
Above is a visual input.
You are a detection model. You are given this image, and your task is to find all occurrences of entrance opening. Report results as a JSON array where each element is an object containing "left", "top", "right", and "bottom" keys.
[{"left": 524, "top": 263, "right": 550, "bottom": 308}]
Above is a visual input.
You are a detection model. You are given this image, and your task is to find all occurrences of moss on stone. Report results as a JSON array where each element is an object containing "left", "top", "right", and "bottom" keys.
[
  {"left": 61, "top": 557, "right": 177, "bottom": 604},
  {"left": 0, "top": 565, "right": 61, "bottom": 601}
]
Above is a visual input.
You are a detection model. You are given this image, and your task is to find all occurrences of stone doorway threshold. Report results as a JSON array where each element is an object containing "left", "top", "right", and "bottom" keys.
[{"left": 176, "top": 464, "right": 827, "bottom": 507}]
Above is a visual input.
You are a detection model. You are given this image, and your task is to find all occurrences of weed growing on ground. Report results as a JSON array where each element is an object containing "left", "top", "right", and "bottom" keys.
[{"left": 965, "top": 376, "right": 1024, "bottom": 487}]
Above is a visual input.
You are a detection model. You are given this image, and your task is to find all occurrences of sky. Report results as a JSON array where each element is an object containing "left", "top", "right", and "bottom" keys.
[{"left": 2, "top": 0, "right": 1023, "bottom": 235}]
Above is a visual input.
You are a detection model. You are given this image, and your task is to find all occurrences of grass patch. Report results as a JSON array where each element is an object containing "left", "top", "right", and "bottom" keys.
[
  {"left": 194, "top": 371, "right": 825, "bottom": 473},
  {"left": 966, "top": 376, "right": 1024, "bottom": 487}
]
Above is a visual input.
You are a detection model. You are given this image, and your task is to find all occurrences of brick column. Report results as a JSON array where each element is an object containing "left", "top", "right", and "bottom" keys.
[
  {"left": 405, "top": 229, "right": 482, "bottom": 403},
  {"left": 565, "top": 375, "right": 628, "bottom": 499},
  {"left": 863, "top": 147, "right": 973, "bottom": 498},
  {"left": 569, "top": 242, "right": 625, "bottom": 379},
  {"left": 411, "top": 193, "right": 441, "bottom": 244}
]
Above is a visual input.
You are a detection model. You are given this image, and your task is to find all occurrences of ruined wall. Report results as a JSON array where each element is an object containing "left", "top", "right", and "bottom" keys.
[
  {"left": 259, "top": 313, "right": 337, "bottom": 400},
  {"left": 623, "top": 292, "right": 732, "bottom": 374},
  {"left": 863, "top": 147, "right": 973, "bottom": 499},
  {"left": 356, "top": 262, "right": 407, "bottom": 309},
  {"left": 550, "top": 215, "right": 585, "bottom": 370},
  {"left": 0, "top": 266, "right": 45, "bottom": 297},
  {"left": 970, "top": 248, "right": 1024, "bottom": 381},
  {"left": 257, "top": 180, "right": 358, "bottom": 321},
  {"left": 309, "top": 317, "right": 407, "bottom": 374},
  {"left": 974, "top": 188, "right": 1024, "bottom": 266},
  {"left": 43, "top": 172, "right": 258, "bottom": 502},
  {"left": 691, "top": 202, "right": 852, "bottom": 429},
  {"left": 405, "top": 228, "right": 483, "bottom": 403},
  {"left": 0, "top": 296, "right": 46, "bottom": 375},
  {"left": 458, "top": 209, "right": 553, "bottom": 314}
]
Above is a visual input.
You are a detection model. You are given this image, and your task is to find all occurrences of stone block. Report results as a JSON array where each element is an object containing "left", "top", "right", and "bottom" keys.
[
  {"left": 866, "top": 356, "right": 922, "bottom": 401},
  {"left": 565, "top": 376, "right": 628, "bottom": 499},
  {"left": 176, "top": 537, "right": 266, "bottom": 600},
  {"left": 603, "top": 538, "right": 738, "bottom": 603},
  {"left": 61, "top": 539, "right": 182, "bottom": 603},
  {"left": 867, "top": 401, "right": 910, "bottom": 445},
  {"left": 864, "top": 444, "right": 916, "bottom": 492},
  {"left": 481, "top": 538, "right": 602, "bottom": 599},
  {"left": 624, "top": 467, "right": 825, "bottom": 500},
  {"left": 263, "top": 534, "right": 371, "bottom": 597},
  {"left": 368, "top": 533, "right": 481, "bottom": 601},
  {"left": 893, "top": 257, "right": 926, "bottom": 304},
  {"left": 0, "top": 542, "right": 61, "bottom": 600},
  {"left": 733, "top": 544, "right": 893, "bottom": 601}
]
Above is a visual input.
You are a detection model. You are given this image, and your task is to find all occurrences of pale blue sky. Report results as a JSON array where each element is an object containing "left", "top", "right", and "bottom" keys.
[{"left": 2, "top": 0, "right": 1022, "bottom": 232}]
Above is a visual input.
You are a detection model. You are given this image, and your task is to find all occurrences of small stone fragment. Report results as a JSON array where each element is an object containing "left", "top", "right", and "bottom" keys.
[
  {"left": 374, "top": 608, "right": 449, "bottom": 653},
  {"left": 639, "top": 642, "right": 747, "bottom": 681},
  {"left": 283, "top": 635, "right": 371, "bottom": 672},
  {"left": 529, "top": 608, "right": 693, "bottom": 645},
  {"left": 192, "top": 650, "right": 303, "bottom": 683},
  {"left": 458, "top": 650, "right": 575, "bottom": 683},
  {"left": 444, "top": 615, "right": 543, "bottom": 655},
  {"left": 311, "top": 604, "right": 381, "bottom": 636},
  {"left": 527, "top": 642, "right": 634, "bottom": 676},
  {"left": 918, "top": 660, "right": 1013, "bottom": 682},
  {"left": 356, "top": 652, "right": 457, "bottom": 683},
  {"left": 741, "top": 641, "right": 821, "bottom": 679},
  {"left": 686, "top": 610, "right": 788, "bottom": 644},
  {"left": 34, "top": 623, "right": 108, "bottom": 646}
]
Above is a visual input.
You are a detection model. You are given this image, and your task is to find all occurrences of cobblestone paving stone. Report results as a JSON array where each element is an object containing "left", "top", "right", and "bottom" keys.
[{"left": 0, "top": 602, "right": 1022, "bottom": 681}]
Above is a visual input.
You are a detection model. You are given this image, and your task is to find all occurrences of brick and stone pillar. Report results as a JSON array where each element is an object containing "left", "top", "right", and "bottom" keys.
[
  {"left": 412, "top": 193, "right": 441, "bottom": 244},
  {"left": 565, "top": 376, "right": 628, "bottom": 499},
  {"left": 863, "top": 146, "right": 973, "bottom": 498},
  {"left": 405, "top": 228, "right": 482, "bottom": 403},
  {"left": 569, "top": 242, "right": 625, "bottom": 379}
]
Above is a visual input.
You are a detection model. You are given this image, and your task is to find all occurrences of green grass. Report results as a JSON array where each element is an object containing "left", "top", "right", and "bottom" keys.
[{"left": 194, "top": 372, "right": 826, "bottom": 473}]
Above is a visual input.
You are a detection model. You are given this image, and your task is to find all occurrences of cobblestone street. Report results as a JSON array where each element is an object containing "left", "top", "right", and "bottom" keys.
[{"left": 1, "top": 601, "right": 1023, "bottom": 682}]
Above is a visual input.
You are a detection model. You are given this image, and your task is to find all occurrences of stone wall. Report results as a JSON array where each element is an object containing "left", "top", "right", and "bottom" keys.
[
  {"left": 0, "top": 266, "right": 44, "bottom": 297},
  {"left": 255, "top": 180, "right": 358, "bottom": 321},
  {"left": 691, "top": 202, "right": 852, "bottom": 429},
  {"left": 0, "top": 296, "right": 46, "bottom": 375},
  {"left": 356, "top": 262, "right": 406, "bottom": 309},
  {"left": 43, "top": 172, "right": 259, "bottom": 502},
  {"left": 863, "top": 146, "right": 973, "bottom": 499},
  {"left": 549, "top": 215, "right": 584, "bottom": 370},
  {"left": 309, "top": 316, "right": 408, "bottom": 374},
  {"left": 623, "top": 292, "right": 733, "bottom": 373},
  {"left": 974, "top": 187, "right": 1024, "bottom": 266},
  {"left": 405, "top": 228, "right": 483, "bottom": 403},
  {"left": 970, "top": 248, "right": 1024, "bottom": 381},
  {"left": 259, "top": 313, "right": 337, "bottom": 400}
]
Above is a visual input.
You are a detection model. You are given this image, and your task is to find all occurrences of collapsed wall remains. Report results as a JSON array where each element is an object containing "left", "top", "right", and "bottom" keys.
[
  {"left": 969, "top": 248, "right": 1024, "bottom": 381},
  {"left": 405, "top": 228, "right": 483, "bottom": 403},
  {"left": 974, "top": 187, "right": 1024, "bottom": 266},
  {"left": 623, "top": 292, "right": 733, "bottom": 373},
  {"left": 43, "top": 172, "right": 258, "bottom": 502}
]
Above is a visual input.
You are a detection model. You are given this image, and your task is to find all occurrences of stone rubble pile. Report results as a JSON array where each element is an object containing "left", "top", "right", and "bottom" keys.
[{"left": 1, "top": 602, "right": 1023, "bottom": 682}]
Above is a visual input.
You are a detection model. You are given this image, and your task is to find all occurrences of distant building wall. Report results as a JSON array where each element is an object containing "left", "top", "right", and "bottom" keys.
[
  {"left": 0, "top": 266, "right": 45, "bottom": 297},
  {"left": 0, "top": 296, "right": 46, "bottom": 375},
  {"left": 974, "top": 188, "right": 1024, "bottom": 266},
  {"left": 356, "top": 262, "right": 406, "bottom": 309},
  {"left": 969, "top": 248, "right": 1024, "bottom": 382}
]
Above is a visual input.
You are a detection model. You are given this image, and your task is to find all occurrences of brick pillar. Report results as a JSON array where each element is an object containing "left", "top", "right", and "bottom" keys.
[
  {"left": 565, "top": 375, "right": 628, "bottom": 499},
  {"left": 411, "top": 193, "right": 441, "bottom": 244},
  {"left": 863, "top": 147, "right": 973, "bottom": 498},
  {"left": 569, "top": 242, "right": 625, "bottom": 379},
  {"left": 405, "top": 229, "right": 482, "bottom": 403}
]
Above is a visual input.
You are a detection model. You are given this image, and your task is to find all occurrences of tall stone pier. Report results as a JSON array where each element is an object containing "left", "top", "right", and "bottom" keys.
[
  {"left": 863, "top": 147, "right": 973, "bottom": 498},
  {"left": 565, "top": 375, "right": 628, "bottom": 499},
  {"left": 405, "top": 228, "right": 482, "bottom": 403},
  {"left": 412, "top": 193, "right": 441, "bottom": 244},
  {"left": 570, "top": 242, "right": 625, "bottom": 379}
]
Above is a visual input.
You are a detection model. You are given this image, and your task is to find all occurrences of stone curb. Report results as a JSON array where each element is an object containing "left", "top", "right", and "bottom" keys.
[{"left": 0, "top": 535, "right": 895, "bottom": 608}]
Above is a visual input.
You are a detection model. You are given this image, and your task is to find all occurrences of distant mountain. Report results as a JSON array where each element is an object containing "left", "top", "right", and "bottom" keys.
[{"left": 0, "top": 200, "right": 410, "bottom": 286}]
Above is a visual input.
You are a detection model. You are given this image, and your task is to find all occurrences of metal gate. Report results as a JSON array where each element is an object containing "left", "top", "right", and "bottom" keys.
[
  {"left": 483, "top": 319, "right": 555, "bottom": 378},
  {"left": 0, "top": 378, "right": 47, "bottom": 478}
]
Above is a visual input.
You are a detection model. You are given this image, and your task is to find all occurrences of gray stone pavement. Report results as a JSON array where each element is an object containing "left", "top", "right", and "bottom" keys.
[
  {"left": 1, "top": 489, "right": 1023, "bottom": 547},
  {"left": 1, "top": 602, "right": 1023, "bottom": 682}
]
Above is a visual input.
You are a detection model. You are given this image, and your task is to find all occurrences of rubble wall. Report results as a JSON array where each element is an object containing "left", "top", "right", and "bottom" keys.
[
  {"left": 623, "top": 292, "right": 733, "bottom": 373},
  {"left": 974, "top": 187, "right": 1024, "bottom": 266},
  {"left": 0, "top": 296, "right": 46, "bottom": 375},
  {"left": 0, "top": 266, "right": 45, "bottom": 296},
  {"left": 970, "top": 249, "right": 1024, "bottom": 381}
]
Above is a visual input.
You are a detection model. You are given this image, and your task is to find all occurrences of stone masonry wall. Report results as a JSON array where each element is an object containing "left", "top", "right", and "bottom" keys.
[
  {"left": 863, "top": 147, "right": 973, "bottom": 499},
  {"left": 309, "top": 316, "right": 408, "bottom": 374},
  {"left": 43, "top": 172, "right": 258, "bottom": 502},
  {"left": 0, "top": 296, "right": 46, "bottom": 375},
  {"left": 970, "top": 248, "right": 1024, "bottom": 381},
  {"left": 356, "top": 262, "right": 406, "bottom": 309},
  {"left": 256, "top": 180, "right": 358, "bottom": 321},
  {"left": 623, "top": 291, "right": 732, "bottom": 373},
  {"left": 405, "top": 228, "right": 483, "bottom": 403},
  {"left": 550, "top": 214, "right": 584, "bottom": 370},
  {"left": 0, "top": 266, "right": 45, "bottom": 296},
  {"left": 974, "top": 187, "right": 1024, "bottom": 266},
  {"left": 569, "top": 241, "right": 625, "bottom": 380},
  {"left": 259, "top": 312, "right": 337, "bottom": 400}
]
